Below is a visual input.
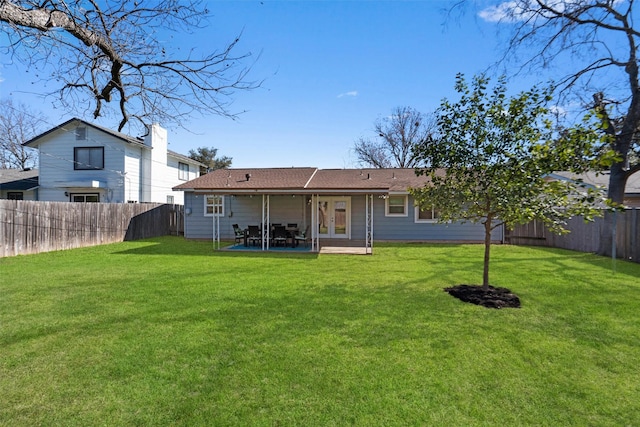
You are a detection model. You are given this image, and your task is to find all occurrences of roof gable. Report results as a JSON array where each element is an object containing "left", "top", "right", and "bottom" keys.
[{"left": 23, "top": 117, "right": 144, "bottom": 148}]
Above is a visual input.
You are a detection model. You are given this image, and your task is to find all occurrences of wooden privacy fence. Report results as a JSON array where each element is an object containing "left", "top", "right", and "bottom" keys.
[
  {"left": 0, "top": 200, "right": 184, "bottom": 257},
  {"left": 505, "top": 208, "right": 639, "bottom": 263}
]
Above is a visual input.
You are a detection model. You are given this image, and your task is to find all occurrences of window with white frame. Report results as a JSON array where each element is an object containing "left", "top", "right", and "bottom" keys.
[
  {"left": 415, "top": 205, "right": 441, "bottom": 223},
  {"left": 385, "top": 195, "right": 408, "bottom": 216},
  {"left": 204, "top": 195, "right": 224, "bottom": 216},
  {"left": 178, "top": 162, "right": 189, "bottom": 180}
]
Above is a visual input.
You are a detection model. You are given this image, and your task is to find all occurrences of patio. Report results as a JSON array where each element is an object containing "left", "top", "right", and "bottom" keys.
[{"left": 224, "top": 239, "right": 371, "bottom": 255}]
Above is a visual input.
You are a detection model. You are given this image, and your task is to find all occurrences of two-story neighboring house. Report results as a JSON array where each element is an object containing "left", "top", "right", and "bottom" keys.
[{"left": 23, "top": 118, "right": 204, "bottom": 204}]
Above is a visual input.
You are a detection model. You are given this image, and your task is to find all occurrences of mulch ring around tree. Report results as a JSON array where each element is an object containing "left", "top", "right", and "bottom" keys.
[{"left": 445, "top": 284, "right": 521, "bottom": 309}]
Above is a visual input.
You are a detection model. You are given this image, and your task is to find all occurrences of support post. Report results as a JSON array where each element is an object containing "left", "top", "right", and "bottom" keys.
[
  {"left": 262, "top": 194, "right": 270, "bottom": 250},
  {"left": 365, "top": 194, "right": 374, "bottom": 254}
]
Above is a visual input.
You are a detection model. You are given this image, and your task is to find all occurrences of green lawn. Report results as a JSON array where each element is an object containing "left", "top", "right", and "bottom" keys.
[{"left": 2, "top": 237, "right": 639, "bottom": 426}]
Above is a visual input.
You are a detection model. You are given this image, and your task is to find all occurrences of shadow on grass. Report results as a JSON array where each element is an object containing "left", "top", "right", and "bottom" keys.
[{"left": 112, "top": 236, "right": 319, "bottom": 259}]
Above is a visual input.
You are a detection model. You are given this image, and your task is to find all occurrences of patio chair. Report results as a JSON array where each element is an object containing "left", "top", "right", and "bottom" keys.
[
  {"left": 247, "top": 225, "right": 261, "bottom": 246},
  {"left": 294, "top": 225, "right": 310, "bottom": 247},
  {"left": 232, "top": 224, "right": 244, "bottom": 244},
  {"left": 272, "top": 225, "right": 288, "bottom": 247}
]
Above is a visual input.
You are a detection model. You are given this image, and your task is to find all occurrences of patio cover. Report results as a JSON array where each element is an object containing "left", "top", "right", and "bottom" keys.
[{"left": 173, "top": 167, "right": 431, "bottom": 252}]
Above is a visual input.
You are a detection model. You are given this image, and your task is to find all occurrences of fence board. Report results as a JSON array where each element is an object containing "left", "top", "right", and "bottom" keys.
[
  {"left": 505, "top": 208, "right": 639, "bottom": 263},
  {"left": 0, "top": 200, "right": 184, "bottom": 257}
]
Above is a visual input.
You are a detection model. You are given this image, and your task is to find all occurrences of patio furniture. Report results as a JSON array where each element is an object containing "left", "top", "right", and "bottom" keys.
[
  {"left": 232, "top": 224, "right": 245, "bottom": 244},
  {"left": 246, "top": 225, "right": 261, "bottom": 246},
  {"left": 294, "top": 225, "right": 310, "bottom": 247},
  {"left": 272, "top": 225, "right": 288, "bottom": 247}
]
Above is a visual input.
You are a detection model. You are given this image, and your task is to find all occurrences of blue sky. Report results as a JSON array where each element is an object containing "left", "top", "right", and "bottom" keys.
[{"left": 1, "top": 1, "right": 542, "bottom": 169}]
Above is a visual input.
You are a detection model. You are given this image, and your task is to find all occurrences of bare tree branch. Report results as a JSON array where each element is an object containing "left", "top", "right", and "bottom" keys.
[
  {"left": 0, "top": 0, "right": 260, "bottom": 132},
  {"left": 354, "top": 106, "right": 436, "bottom": 168},
  {"left": 0, "top": 98, "right": 43, "bottom": 169}
]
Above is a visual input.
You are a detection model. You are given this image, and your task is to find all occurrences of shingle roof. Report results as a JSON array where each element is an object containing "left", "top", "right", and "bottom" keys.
[
  {"left": 307, "top": 168, "right": 428, "bottom": 192},
  {"left": 173, "top": 167, "right": 431, "bottom": 193},
  {"left": 550, "top": 171, "right": 640, "bottom": 194},
  {"left": 174, "top": 167, "right": 318, "bottom": 191},
  {"left": 0, "top": 169, "right": 39, "bottom": 190}
]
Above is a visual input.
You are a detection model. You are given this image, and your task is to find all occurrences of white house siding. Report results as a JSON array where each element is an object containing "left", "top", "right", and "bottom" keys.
[
  {"left": 124, "top": 145, "right": 142, "bottom": 203},
  {"left": 166, "top": 155, "right": 200, "bottom": 205},
  {"left": 35, "top": 124, "right": 128, "bottom": 202}
]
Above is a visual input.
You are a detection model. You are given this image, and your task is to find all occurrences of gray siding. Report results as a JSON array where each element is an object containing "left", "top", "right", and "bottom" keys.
[
  {"left": 358, "top": 195, "right": 502, "bottom": 242},
  {"left": 183, "top": 192, "right": 502, "bottom": 242},
  {"left": 184, "top": 194, "right": 311, "bottom": 239}
]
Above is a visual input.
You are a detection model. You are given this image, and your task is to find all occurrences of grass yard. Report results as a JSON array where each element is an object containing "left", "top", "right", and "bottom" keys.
[{"left": 1, "top": 237, "right": 639, "bottom": 426}]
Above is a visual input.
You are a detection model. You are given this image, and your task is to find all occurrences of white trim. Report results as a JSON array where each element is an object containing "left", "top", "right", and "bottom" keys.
[
  {"left": 204, "top": 194, "right": 224, "bottom": 217},
  {"left": 385, "top": 194, "right": 408, "bottom": 217},
  {"left": 317, "top": 196, "right": 351, "bottom": 239},
  {"left": 414, "top": 205, "right": 444, "bottom": 223},
  {"left": 303, "top": 168, "right": 319, "bottom": 188},
  {"left": 185, "top": 189, "right": 388, "bottom": 195}
]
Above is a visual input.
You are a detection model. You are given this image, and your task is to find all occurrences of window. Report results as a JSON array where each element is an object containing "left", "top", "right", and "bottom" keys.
[
  {"left": 204, "top": 195, "right": 224, "bottom": 216},
  {"left": 178, "top": 162, "right": 189, "bottom": 180},
  {"left": 385, "top": 195, "right": 407, "bottom": 216},
  {"left": 74, "top": 147, "right": 104, "bottom": 170},
  {"left": 71, "top": 193, "right": 100, "bottom": 202},
  {"left": 75, "top": 127, "right": 87, "bottom": 140},
  {"left": 7, "top": 192, "right": 23, "bottom": 200},
  {"left": 166, "top": 195, "right": 174, "bottom": 204},
  {"left": 415, "top": 205, "right": 441, "bottom": 223}
]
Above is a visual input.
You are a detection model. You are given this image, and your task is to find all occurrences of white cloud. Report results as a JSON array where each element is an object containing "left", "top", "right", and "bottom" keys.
[
  {"left": 549, "top": 105, "right": 567, "bottom": 117},
  {"left": 478, "top": 1, "right": 571, "bottom": 23},
  {"left": 478, "top": 1, "right": 527, "bottom": 23},
  {"left": 337, "top": 90, "right": 358, "bottom": 98}
]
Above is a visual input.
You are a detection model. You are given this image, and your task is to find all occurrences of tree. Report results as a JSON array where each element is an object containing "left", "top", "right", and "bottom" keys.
[
  {"left": 411, "top": 74, "right": 608, "bottom": 290},
  {"left": 466, "top": 0, "right": 640, "bottom": 257},
  {"left": 0, "top": 1, "right": 259, "bottom": 133},
  {"left": 188, "top": 146, "right": 232, "bottom": 175},
  {"left": 353, "top": 106, "right": 435, "bottom": 168},
  {"left": 472, "top": 0, "right": 640, "bottom": 206},
  {"left": 0, "top": 98, "right": 44, "bottom": 169}
]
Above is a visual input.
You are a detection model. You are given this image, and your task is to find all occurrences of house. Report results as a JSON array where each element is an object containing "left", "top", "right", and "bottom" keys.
[
  {"left": 173, "top": 167, "right": 503, "bottom": 251},
  {"left": 548, "top": 171, "right": 640, "bottom": 207},
  {"left": 23, "top": 118, "right": 204, "bottom": 204},
  {"left": 0, "top": 168, "right": 39, "bottom": 200}
]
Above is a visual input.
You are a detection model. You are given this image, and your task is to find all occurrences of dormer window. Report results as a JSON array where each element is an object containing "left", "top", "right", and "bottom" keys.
[{"left": 75, "top": 127, "right": 87, "bottom": 140}]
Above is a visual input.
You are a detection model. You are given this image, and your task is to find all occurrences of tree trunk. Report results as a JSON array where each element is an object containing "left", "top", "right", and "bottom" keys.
[{"left": 482, "top": 218, "right": 492, "bottom": 291}]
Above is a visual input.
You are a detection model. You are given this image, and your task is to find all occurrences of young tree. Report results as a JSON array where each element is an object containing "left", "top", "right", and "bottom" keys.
[
  {"left": 0, "top": 98, "right": 44, "bottom": 169},
  {"left": 353, "top": 106, "right": 435, "bottom": 168},
  {"left": 0, "top": 1, "right": 259, "bottom": 133},
  {"left": 411, "top": 74, "right": 608, "bottom": 290},
  {"left": 188, "top": 147, "right": 232, "bottom": 175}
]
